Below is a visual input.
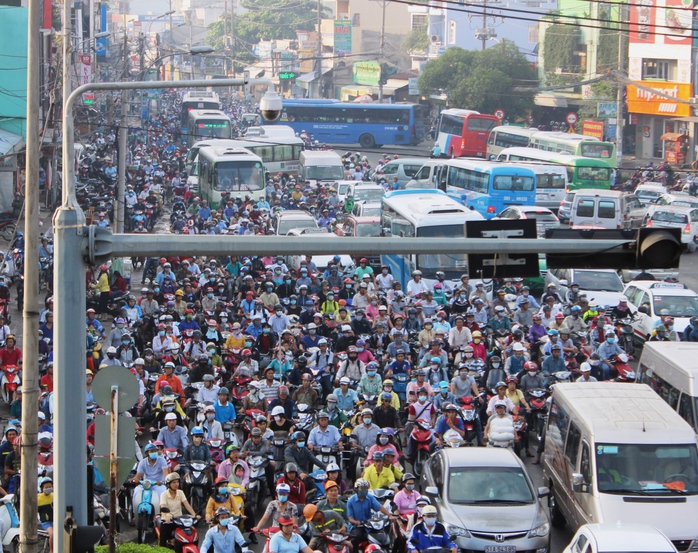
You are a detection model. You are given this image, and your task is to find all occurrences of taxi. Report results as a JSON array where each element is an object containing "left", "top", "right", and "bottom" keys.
[{"left": 621, "top": 280, "right": 698, "bottom": 344}]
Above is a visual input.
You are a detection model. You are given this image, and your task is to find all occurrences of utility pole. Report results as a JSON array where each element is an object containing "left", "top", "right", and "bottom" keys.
[
  {"left": 481, "top": 0, "right": 487, "bottom": 51},
  {"left": 231, "top": 0, "right": 236, "bottom": 77},
  {"left": 315, "top": 0, "right": 322, "bottom": 98},
  {"left": 21, "top": 0, "right": 41, "bottom": 549},
  {"left": 378, "top": 0, "right": 386, "bottom": 103},
  {"left": 616, "top": 3, "right": 626, "bottom": 170},
  {"left": 116, "top": 26, "right": 129, "bottom": 233}
]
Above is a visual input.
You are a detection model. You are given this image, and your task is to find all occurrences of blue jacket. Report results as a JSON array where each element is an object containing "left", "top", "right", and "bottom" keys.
[
  {"left": 408, "top": 521, "right": 456, "bottom": 552},
  {"left": 201, "top": 523, "right": 246, "bottom": 553}
]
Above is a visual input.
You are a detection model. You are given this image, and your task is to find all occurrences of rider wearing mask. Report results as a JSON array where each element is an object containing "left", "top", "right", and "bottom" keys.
[{"left": 407, "top": 505, "right": 457, "bottom": 553}]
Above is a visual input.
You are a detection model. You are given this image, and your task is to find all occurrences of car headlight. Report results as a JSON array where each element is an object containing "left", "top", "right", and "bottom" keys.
[
  {"left": 447, "top": 525, "right": 471, "bottom": 539},
  {"left": 529, "top": 522, "right": 550, "bottom": 538}
]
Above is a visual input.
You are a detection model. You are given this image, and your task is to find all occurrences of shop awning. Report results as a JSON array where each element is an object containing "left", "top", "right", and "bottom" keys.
[
  {"left": 660, "top": 132, "right": 687, "bottom": 140},
  {"left": 534, "top": 93, "right": 568, "bottom": 108},
  {"left": 243, "top": 65, "right": 265, "bottom": 78},
  {"left": 368, "top": 85, "right": 403, "bottom": 96},
  {"left": 296, "top": 71, "right": 317, "bottom": 83},
  {"left": 673, "top": 116, "right": 698, "bottom": 123},
  {"left": 0, "top": 128, "right": 24, "bottom": 158}
]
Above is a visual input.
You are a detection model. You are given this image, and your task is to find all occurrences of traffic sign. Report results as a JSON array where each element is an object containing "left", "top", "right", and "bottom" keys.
[
  {"left": 92, "top": 365, "right": 139, "bottom": 411},
  {"left": 465, "top": 220, "right": 539, "bottom": 278},
  {"left": 279, "top": 72, "right": 297, "bottom": 80},
  {"left": 494, "top": 109, "right": 505, "bottom": 120},
  {"left": 566, "top": 112, "right": 578, "bottom": 125},
  {"left": 94, "top": 414, "right": 138, "bottom": 487},
  {"left": 82, "top": 93, "right": 94, "bottom": 106}
]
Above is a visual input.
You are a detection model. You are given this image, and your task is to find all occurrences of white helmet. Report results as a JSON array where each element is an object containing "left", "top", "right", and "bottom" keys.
[
  {"left": 271, "top": 406, "right": 285, "bottom": 416},
  {"left": 326, "top": 462, "right": 341, "bottom": 472}
]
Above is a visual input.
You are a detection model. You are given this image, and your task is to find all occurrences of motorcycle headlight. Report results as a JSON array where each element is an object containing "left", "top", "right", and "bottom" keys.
[
  {"left": 447, "top": 525, "right": 471, "bottom": 538},
  {"left": 528, "top": 522, "right": 550, "bottom": 538}
]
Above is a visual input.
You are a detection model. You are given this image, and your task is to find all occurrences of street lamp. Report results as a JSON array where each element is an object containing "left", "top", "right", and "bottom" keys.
[{"left": 146, "top": 11, "right": 175, "bottom": 35}]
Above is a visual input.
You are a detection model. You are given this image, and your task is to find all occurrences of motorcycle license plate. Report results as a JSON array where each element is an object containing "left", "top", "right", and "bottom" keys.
[{"left": 485, "top": 547, "right": 516, "bottom": 553}]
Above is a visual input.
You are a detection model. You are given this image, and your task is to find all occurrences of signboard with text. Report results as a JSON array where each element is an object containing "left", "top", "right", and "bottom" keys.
[
  {"left": 626, "top": 80, "right": 693, "bottom": 117},
  {"left": 334, "top": 19, "right": 352, "bottom": 55},
  {"left": 582, "top": 120, "right": 604, "bottom": 140},
  {"left": 353, "top": 61, "right": 381, "bottom": 86},
  {"left": 597, "top": 102, "right": 617, "bottom": 118}
]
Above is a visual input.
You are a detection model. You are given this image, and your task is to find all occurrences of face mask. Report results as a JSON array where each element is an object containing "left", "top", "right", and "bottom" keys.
[
  {"left": 274, "top": 416, "right": 282, "bottom": 423},
  {"left": 246, "top": 342, "right": 253, "bottom": 348},
  {"left": 218, "top": 518, "right": 229, "bottom": 526},
  {"left": 158, "top": 331, "right": 165, "bottom": 337},
  {"left": 285, "top": 279, "right": 291, "bottom": 284},
  {"left": 266, "top": 288, "right": 273, "bottom": 292},
  {"left": 207, "top": 413, "right": 215, "bottom": 420},
  {"left": 207, "top": 294, "right": 214, "bottom": 299},
  {"left": 221, "top": 317, "right": 228, "bottom": 322},
  {"left": 363, "top": 418, "right": 372, "bottom": 425},
  {"left": 107, "top": 353, "right": 115, "bottom": 359},
  {"left": 44, "top": 487, "right": 53, "bottom": 495},
  {"left": 371, "top": 301, "right": 378, "bottom": 306},
  {"left": 123, "top": 340, "right": 131, "bottom": 346},
  {"left": 367, "top": 370, "right": 376, "bottom": 377},
  {"left": 146, "top": 355, "right": 153, "bottom": 361},
  {"left": 208, "top": 349, "right": 215, "bottom": 355},
  {"left": 154, "top": 288, "right": 160, "bottom": 293},
  {"left": 186, "top": 315, "right": 193, "bottom": 320},
  {"left": 405, "top": 484, "right": 415, "bottom": 491},
  {"left": 460, "top": 294, "right": 466, "bottom": 299},
  {"left": 424, "top": 516, "right": 437, "bottom": 527},
  {"left": 460, "top": 373, "right": 468, "bottom": 380},
  {"left": 218, "top": 487, "right": 229, "bottom": 495},
  {"left": 465, "top": 353, "right": 473, "bottom": 359},
  {"left": 528, "top": 371, "right": 536, "bottom": 376},
  {"left": 278, "top": 495, "right": 288, "bottom": 502},
  {"left": 358, "top": 347, "right": 365, "bottom": 353},
  {"left": 418, "top": 395, "right": 427, "bottom": 403},
  {"left": 357, "top": 489, "right": 368, "bottom": 499},
  {"left": 116, "top": 323, "right": 124, "bottom": 329},
  {"left": 290, "top": 300, "right": 297, "bottom": 305},
  {"left": 417, "top": 507, "right": 423, "bottom": 516},
  {"left": 296, "top": 440, "right": 306, "bottom": 447},
  {"left": 149, "top": 452, "right": 158, "bottom": 460},
  {"left": 379, "top": 436, "right": 389, "bottom": 445},
  {"left": 309, "top": 329, "right": 316, "bottom": 335}
]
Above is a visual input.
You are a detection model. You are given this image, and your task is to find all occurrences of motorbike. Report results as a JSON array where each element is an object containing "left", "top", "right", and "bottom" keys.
[
  {"left": 360, "top": 512, "right": 393, "bottom": 550},
  {"left": 320, "top": 532, "right": 350, "bottom": 553},
  {"left": 486, "top": 416, "right": 516, "bottom": 449},
  {"left": 316, "top": 445, "right": 340, "bottom": 469},
  {"left": 613, "top": 316, "right": 636, "bottom": 356},
  {"left": 0, "top": 365, "right": 20, "bottom": 404},
  {"left": 133, "top": 479, "right": 161, "bottom": 543},
  {"left": 163, "top": 448, "right": 183, "bottom": 473},
  {"left": 513, "top": 415, "right": 527, "bottom": 458},
  {"left": 182, "top": 461, "right": 211, "bottom": 515},
  {"left": 392, "top": 373, "right": 409, "bottom": 403},
  {"left": 245, "top": 454, "right": 269, "bottom": 513},
  {"left": 610, "top": 353, "right": 635, "bottom": 382},
  {"left": 0, "top": 494, "right": 20, "bottom": 553},
  {"left": 458, "top": 397, "right": 479, "bottom": 446},
  {"left": 295, "top": 404, "right": 316, "bottom": 434},
  {"left": 409, "top": 420, "right": 432, "bottom": 478},
  {"left": 305, "top": 469, "right": 328, "bottom": 503},
  {"left": 37, "top": 433, "right": 54, "bottom": 478},
  {"left": 155, "top": 513, "right": 200, "bottom": 553},
  {"left": 527, "top": 389, "right": 548, "bottom": 440},
  {"left": 270, "top": 436, "right": 288, "bottom": 477},
  {"left": 440, "top": 429, "right": 464, "bottom": 448}
]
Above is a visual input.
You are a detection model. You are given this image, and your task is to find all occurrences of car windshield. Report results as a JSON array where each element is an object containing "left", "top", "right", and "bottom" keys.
[
  {"left": 651, "top": 294, "right": 698, "bottom": 317},
  {"left": 307, "top": 166, "right": 344, "bottom": 180},
  {"left": 596, "top": 443, "right": 698, "bottom": 495},
  {"left": 651, "top": 211, "right": 688, "bottom": 224},
  {"left": 574, "top": 270, "right": 624, "bottom": 292},
  {"left": 673, "top": 200, "right": 698, "bottom": 207},
  {"left": 637, "top": 189, "right": 663, "bottom": 198},
  {"left": 278, "top": 219, "right": 317, "bottom": 235},
  {"left": 525, "top": 211, "right": 558, "bottom": 223},
  {"left": 355, "top": 222, "right": 381, "bottom": 237},
  {"left": 354, "top": 188, "right": 384, "bottom": 202},
  {"left": 448, "top": 467, "right": 534, "bottom": 504},
  {"left": 361, "top": 205, "right": 381, "bottom": 217}
]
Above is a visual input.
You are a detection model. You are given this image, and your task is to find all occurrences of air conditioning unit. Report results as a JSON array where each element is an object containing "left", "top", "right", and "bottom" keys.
[{"left": 431, "top": 35, "right": 440, "bottom": 42}]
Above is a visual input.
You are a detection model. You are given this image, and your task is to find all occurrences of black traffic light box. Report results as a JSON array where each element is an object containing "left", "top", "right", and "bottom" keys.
[{"left": 545, "top": 228, "right": 682, "bottom": 270}]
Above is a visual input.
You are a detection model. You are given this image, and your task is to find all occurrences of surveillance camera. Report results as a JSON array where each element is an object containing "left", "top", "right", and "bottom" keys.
[{"left": 260, "top": 88, "right": 282, "bottom": 122}]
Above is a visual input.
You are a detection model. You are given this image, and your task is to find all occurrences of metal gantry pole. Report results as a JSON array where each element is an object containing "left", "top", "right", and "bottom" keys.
[{"left": 20, "top": 0, "right": 41, "bottom": 551}]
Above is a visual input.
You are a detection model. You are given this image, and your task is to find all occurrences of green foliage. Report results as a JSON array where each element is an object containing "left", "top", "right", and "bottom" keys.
[
  {"left": 402, "top": 30, "right": 429, "bottom": 55},
  {"left": 96, "top": 545, "right": 172, "bottom": 553},
  {"left": 543, "top": 24, "right": 578, "bottom": 72},
  {"left": 207, "top": 0, "right": 328, "bottom": 59},
  {"left": 418, "top": 41, "right": 537, "bottom": 120}
]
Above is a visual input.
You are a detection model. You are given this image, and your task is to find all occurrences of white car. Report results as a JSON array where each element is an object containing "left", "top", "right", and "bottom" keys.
[
  {"left": 634, "top": 183, "right": 667, "bottom": 206},
  {"left": 646, "top": 205, "right": 698, "bottom": 252},
  {"left": 563, "top": 523, "right": 677, "bottom": 553},
  {"left": 285, "top": 232, "right": 355, "bottom": 277},
  {"left": 330, "top": 180, "right": 355, "bottom": 203},
  {"left": 346, "top": 183, "right": 385, "bottom": 204},
  {"left": 352, "top": 201, "right": 381, "bottom": 217},
  {"left": 544, "top": 268, "right": 625, "bottom": 307},
  {"left": 492, "top": 206, "right": 560, "bottom": 238},
  {"left": 622, "top": 280, "right": 698, "bottom": 344}
]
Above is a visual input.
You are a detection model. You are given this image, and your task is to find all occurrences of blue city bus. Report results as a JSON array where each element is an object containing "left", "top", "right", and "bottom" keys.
[
  {"left": 430, "top": 159, "right": 537, "bottom": 219},
  {"left": 273, "top": 99, "right": 425, "bottom": 149}
]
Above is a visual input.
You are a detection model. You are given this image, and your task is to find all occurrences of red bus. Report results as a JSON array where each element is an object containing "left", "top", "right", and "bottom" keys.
[{"left": 436, "top": 109, "right": 500, "bottom": 158}]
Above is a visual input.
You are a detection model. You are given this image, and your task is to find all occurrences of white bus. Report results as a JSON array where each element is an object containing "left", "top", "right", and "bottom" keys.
[
  {"left": 185, "top": 109, "right": 233, "bottom": 145},
  {"left": 495, "top": 147, "right": 570, "bottom": 210},
  {"left": 486, "top": 126, "right": 539, "bottom": 159},
  {"left": 197, "top": 147, "right": 266, "bottom": 208},
  {"left": 380, "top": 189, "right": 483, "bottom": 288},
  {"left": 181, "top": 90, "right": 220, "bottom": 135}
]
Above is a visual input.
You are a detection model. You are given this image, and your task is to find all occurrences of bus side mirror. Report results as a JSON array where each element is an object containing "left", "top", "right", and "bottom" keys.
[
  {"left": 571, "top": 473, "right": 587, "bottom": 493},
  {"left": 489, "top": 155, "right": 495, "bottom": 161}
]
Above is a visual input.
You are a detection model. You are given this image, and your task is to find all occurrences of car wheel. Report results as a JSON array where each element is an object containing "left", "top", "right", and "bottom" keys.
[{"left": 549, "top": 490, "right": 566, "bottom": 528}]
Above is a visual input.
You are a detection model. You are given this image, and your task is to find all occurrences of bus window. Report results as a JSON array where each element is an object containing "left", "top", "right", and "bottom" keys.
[
  {"left": 678, "top": 393, "right": 696, "bottom": 431},
  {"left": 439, "top": 114, "right": 464, "bottom": 136},
  {"left": 494, "top": 175, "right": 534, "bottom": 191},
  {"left": 577, "top": 199, "right": 595, "bottom": 218},
  {"left": 597, "top": 200, "right": 616, "bottom": 219},
  {"left": 392, "top": 218, "right": 413, "bottom": 237}
]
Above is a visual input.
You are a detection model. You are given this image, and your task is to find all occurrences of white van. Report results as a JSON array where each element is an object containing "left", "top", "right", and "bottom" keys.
[
  {"left": 405, "top": 160, "right": 440, "bottom": 189},
  {"left": 636, "top": 342, "right": 698, "bottom": 435},
  {"left": 298, "top": 151, "right": 344, "bottom": 187},
  {"left": 569, "top": 189, "right": 646, "bottom": 230},
  {"left": 543, "top": 382, "right": 698, "bottom": 550}
]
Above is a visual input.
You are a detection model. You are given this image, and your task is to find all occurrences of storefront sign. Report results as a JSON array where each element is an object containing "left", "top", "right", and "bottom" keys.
[
  {"left": 597, "top": 102, "right": 617, "bottom": 118},
  {"left": 626, "top": 80, "right": 693, "bottom": 117},
  {"left": 334, "top": 20, "right": 352, "bottom": 55},
  {"left": 582, "top": 120, "right": 604, "bottom": 140},
  {"left": 353, "top": 61, "right": 381, "bottom": 86}
]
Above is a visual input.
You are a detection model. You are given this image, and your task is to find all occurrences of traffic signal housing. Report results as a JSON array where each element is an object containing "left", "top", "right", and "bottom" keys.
[{"left": 545, "top": 228, "right": 681, "bottom": 270}]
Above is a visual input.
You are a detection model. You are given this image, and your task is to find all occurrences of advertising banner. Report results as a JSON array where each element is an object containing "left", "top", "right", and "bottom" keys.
[
  {"left": 629, "top": 0, "right": 655, "bottom": 43},
  {"left": 582, "top": 120, "right": 604, "bottom": 140},
  {"left": 334, "top": 20, "right": 352, "bottom": 55},
  {"left": 626, "top": 80, "right": 693, "bottom": 117}
]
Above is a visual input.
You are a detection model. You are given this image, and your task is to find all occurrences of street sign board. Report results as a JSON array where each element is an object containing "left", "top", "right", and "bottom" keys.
[
  {"left": 566, "top": 112, "right": 578, "bottom": 125},
  {"left": 93, "top": 413, "right": 138, "bottom": 487},
  {"left": 494, "top": 109, "right": 505, "bottom": 120},
  {"left": 92, "top": 365, "right": 139, "bottom": 411},
  {"left": 279, "top": 72, "right": 297, "bottom": 80},
  {"left": 465, "top": 220, "right": 539, "bottom": 278}
]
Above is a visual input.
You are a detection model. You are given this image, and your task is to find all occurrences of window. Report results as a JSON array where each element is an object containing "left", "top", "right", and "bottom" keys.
[
  {"left": 403, "top": 165, "right": 422, "bottom": 177},
  {"left": 537, "top": 173, "right": 565, "bottom": 189},
  {"left": 565, "top": 423, "right": 582, "bottom": 467},
  {"left": 642, "top": 59, "right": 676, "bottom": 81},
  {"left": 624, "top": 285, "right": 638, "bottom": 306},
  {"left": 573, "top": 534, "right": 588, "bottom": 553},
  {"left": 414, "top": 165, "right": 431, "bottom": 181},
  {"left": 551, "top": 399, "right": 569, "bottom": 447},
  {"left": 412, "top": 14, "right": 428, "bottom": 31},
  {"left": 381, "top": 164, "right": 398, "bottom": 175},
  {"left": 580, "top": 442, "right": 592, "bottom": 484},
  {"left": 638, "top": 366, "right": 680, "bottom": 409},
  {"left": 448, "top": 21, "right": 456, "bottom": 44},
  {"left": 678, "top": 393, "right": 696, "bottom": 432},
  {"left": 576, "top": 199, "right": 595, "bottom": 218},
  {"left": 493, "top": 175, "right": 535, "bottom": 191},
  {"left": 467, "top": 117, "right": 498, "bottom": 133},
  {"left": 439, "top": 114, "right": 465, "bottom": 136},
  {"left": 597, "top": 200, "right": 616, "bottom": 219},
  {"left": 495, "top": 131, "right": 530, "bottom": 148}
]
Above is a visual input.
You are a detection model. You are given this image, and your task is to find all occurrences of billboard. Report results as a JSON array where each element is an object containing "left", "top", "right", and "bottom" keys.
[
  {"left": 582, "top": 120, "right": 604, "bottom": 140},
  {"left": 334, "top": 19, "right": 352, "bottom": 55},
  {"left": 626, "top": 80, "right": 693, "bottom": 117},
  {"left": 629, "top": 0, "right": 655, "bottom": 43},
  {"left": 663, "top": 0, "right": 692, "bottom": 45}
]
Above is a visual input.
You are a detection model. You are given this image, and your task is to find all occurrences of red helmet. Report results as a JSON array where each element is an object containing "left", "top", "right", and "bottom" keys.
[
  {"left": 524, "top": 361, "right": 538, "bottom": 371},
  {"left": 506, "top": 375, "right": 518, "bottom": 383},
  {"left": 360, "top": 258, "right": 368, "bottom": 264},
  {"left": 344, "top": 278, "right": 353, "bottom": 284},
  {"left": 366, "top": 546, "right": 383, "bottom": 553},
  {"left": 242, "top": 349, "right": 251, "bottom": 356},
  {"left": 160, "top": 257, "right": 167, "bottom": 264}
]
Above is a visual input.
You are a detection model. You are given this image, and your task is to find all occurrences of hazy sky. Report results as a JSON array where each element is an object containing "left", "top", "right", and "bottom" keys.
[{"left": 134, "top": 0, "right": 171, "bottom": 15}]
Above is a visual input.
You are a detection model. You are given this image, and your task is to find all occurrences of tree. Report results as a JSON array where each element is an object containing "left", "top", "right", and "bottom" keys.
[
  {"left": 418, "top": 40, "right": 537, "bottom": 120},
  {"left": 207, "top": 0, "right": 329, "bottom": 62},
  {"left": 402, "top": 29, "right": 430, "bottom": 55}
]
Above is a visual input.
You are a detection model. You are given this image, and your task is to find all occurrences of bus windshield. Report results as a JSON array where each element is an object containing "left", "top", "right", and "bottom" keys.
[
  {"left": 195, "top": 120, "right": 231, "bottom": 139},
  {"left": 596, "top": 443, "right": 698, "bottom": 495},
  {"left": 214, "top": 161, "right": 264, "bottom": 191},
  {"left": 355, "top": 222, "right": 382, "bottom": 237},
  {"left": 578, "top": 166, "right": 611, "bottom": 181},
  {"left": 354, "top": 188, "right": 384, "bottom": 202},
  {"left": 307, "top": 166, "right": 344, "bottom": 180},
  {"left": 416, "top": 225, "right": 468, "bottom": 277},
  {"left": 581, "top": 143, "right": 613, "bottom": 159}
]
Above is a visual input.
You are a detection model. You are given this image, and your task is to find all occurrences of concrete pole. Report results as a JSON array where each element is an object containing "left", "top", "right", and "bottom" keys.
[
  {"left": 616, "top": 4, "right": 626, "bottom": 170},
  {"left": 54, "top": 0, "right": 89, "bottom": 548},
  {"left": 116, "top": 111, "right": 127, "bottom": 233},
  {"left": 378, "top": 0, "right": 386, "bottom": 103},
  {"left": 20, "top": 0, "right": 41, "bottom": 550}
]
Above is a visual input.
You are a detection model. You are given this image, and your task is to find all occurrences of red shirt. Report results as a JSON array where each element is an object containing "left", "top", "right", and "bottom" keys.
[
  {"left": 40, "top": 373, "right": 53, "bottom": 393},
  {"left": 0, "top": 347, "right": 22, "bottom": 367},
  {"left": 276, "top": 475, "right": 306, "bottom": 504}
]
